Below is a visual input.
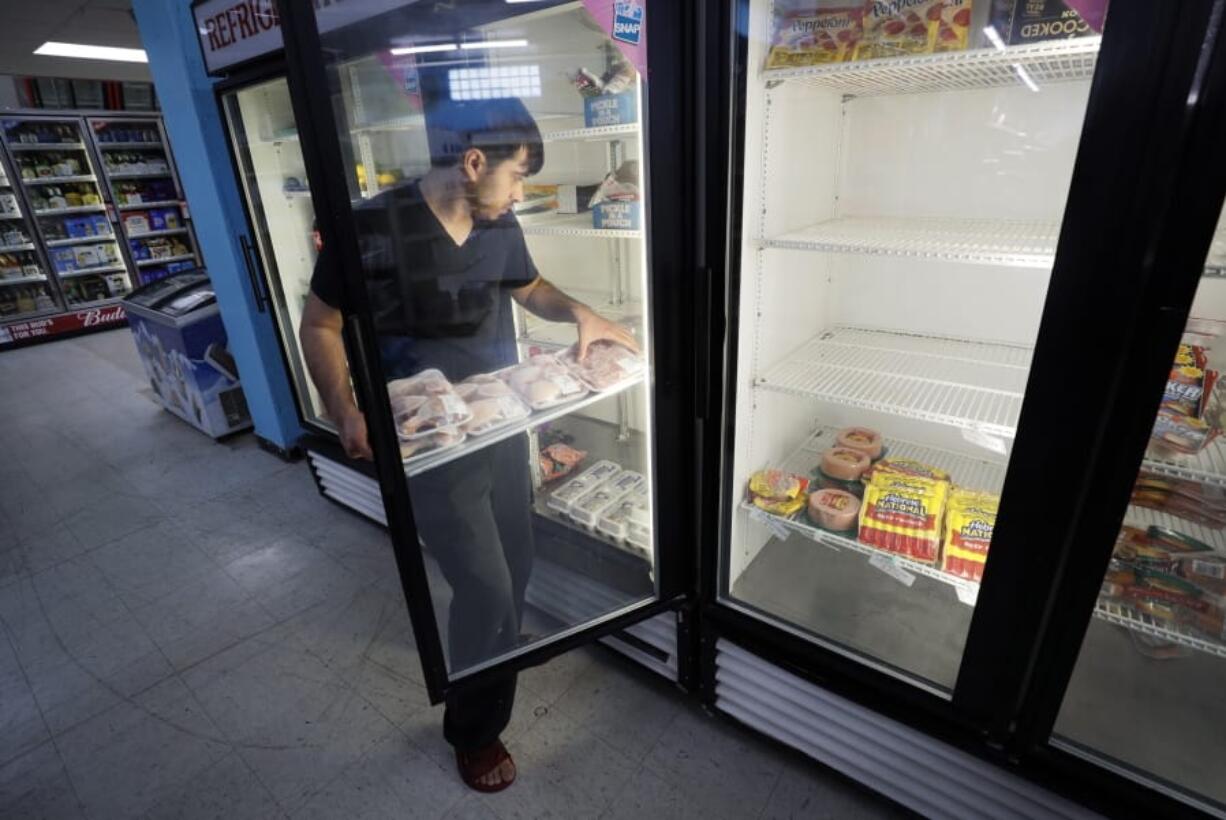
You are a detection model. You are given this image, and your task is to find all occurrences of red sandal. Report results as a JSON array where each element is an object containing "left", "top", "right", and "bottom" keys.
[{"left": 456, "top": 740, "right": 517, "bottom": 793}]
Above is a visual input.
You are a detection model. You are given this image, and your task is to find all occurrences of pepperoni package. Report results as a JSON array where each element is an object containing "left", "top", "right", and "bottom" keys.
[
  {"left": 765, "top": 4, "right": 866, "bottom": 68},
  {"left": 860, "top": 0, "right": 973, "bottom": 59}
]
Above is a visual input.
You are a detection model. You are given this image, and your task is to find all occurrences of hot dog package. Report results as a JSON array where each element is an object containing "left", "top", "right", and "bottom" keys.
[
  {"left": 859, "top": 470, "right": 949, "bottom": 564},
  {"left": 765, "top": 4, "right": 865, "bottom": 68},
  {"left": 942, "top": 488, "right": 999, "bottom": 582}
]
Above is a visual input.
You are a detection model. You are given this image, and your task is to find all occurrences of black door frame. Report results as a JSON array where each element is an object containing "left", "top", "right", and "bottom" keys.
[{"left": 275, "top": 0, "right": 699, "bottom": 703}]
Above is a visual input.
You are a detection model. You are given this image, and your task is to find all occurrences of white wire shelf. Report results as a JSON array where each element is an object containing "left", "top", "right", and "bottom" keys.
[
  {"left": 34, "top": 205, "right": 105, "bottom": 216},
  {"left": 1207, "top": 231, "right": 1226, "bottom": 276},
  {"left": 45, "top": 235, "right": 115, "bottom": 247},
  {"left": 0, "top": 274, "right": 46, "bottom": 285},
  {"left": 519, "top": 211, "right": 642, "bottom": 239},
  {"left": 0, "top": 243, "right": 35, "bottom": 252},
  {"left": 404, "top": 374, "right": 644, "bottom": 478},
  {"left": 98, "top": 141, "right": 165, "bottom": 150},
  {"left": 756, "top": 327, "right": 1032, "bottom": 439},
  {"left": 0, "top": 213, "right": 24, "bottom": 220},
  {"left": 107, "top": 170, "right": 172, "bottom": 180},
  {"left": 8, "top": 142, "right": 85, "bottom": 151},
  {"left": 57, "top": 264, "right": 126, "bottom": 278},
  {"left": 127, "top": 228, "right": 188, "bottom": 240},
  {"left": 1142, "top": 434, "right": 1226, "bottom": 488},
  {"left": 117, "top": 200, "right": 181, "bottom": 211},
  {"left": 350, "top": 114, "right": 425, "bottom": 134},
  {"left": 763, "top": 37, "right": 1101, "bottom": 97},
  {"left": 1123, "top": 504, "right": 1226, "bottom": 553},
  {"left": 23, "top": 175, "right": 97, "bottom": 185},
  {"left": 1094, "top": 600, "right": 1226, "bottom": 660},
  {"left": 761, "top": 216, "right": 1060, "bottom": 268},
  {"left": 541, "top": 123, "right": 638, "bottom": 142},
  {"left": 136, "top": 254, "right": 194, "bottom": 267}
]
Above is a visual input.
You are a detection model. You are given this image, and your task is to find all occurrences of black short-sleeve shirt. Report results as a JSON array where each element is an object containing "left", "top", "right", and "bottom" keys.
[{"left": 311, "top": 181, "right": 539, "bottom": 381}]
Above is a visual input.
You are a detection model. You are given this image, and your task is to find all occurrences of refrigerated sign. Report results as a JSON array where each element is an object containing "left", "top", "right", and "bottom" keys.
[
  {"left": 193, "top": 0, "right": 420, "bottom": 74},
  {"left": 0, "top": 305, "right": 126, "bottom": 347}
]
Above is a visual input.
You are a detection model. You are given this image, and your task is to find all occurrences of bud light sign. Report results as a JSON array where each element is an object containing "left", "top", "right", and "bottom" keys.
[{"left": 613, "top": 1, "right": 643, "bottom": 45}]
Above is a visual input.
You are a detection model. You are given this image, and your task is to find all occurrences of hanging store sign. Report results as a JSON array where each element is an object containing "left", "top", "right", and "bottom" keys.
[
  {"left": 192, "top": 0, "right": 419, "bottom": 75},
  {"left": 582, "top": 0, "right": 648, "bottom": 77}
]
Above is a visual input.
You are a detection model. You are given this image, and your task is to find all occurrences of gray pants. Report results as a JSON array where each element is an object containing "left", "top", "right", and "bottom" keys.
[{"left": 410, "top": 434, "right": 535, "bottom": 752}]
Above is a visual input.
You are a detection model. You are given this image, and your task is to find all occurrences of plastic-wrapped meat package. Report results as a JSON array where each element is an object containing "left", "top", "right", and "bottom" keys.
[
  {"left": 500, "top": 356, "right": 587, "bottom": 410},
  {"left": 539, "top": 443, "right": 588, "bottom": 482},
  {"left": 454, "top": 373, "right": 511, "bottom": 401},
  {"left": 387, "top": 368, "right": 453, "bottom": 398},
  {"left": 560, "top": 340, "right": 644, "bottom": 391},
  {"left": 462, "top": 394, "right": 530, "bottom": 435},
  {"left": 394, "top": 392, "right": 471, "bottom": 440},
  {"left": 546, "top": 460, "right": 621, "bottom": 516},
  {"left": 399, "top": 427, "right": 466, "bottom": 462},
  {"left": 571, "top": 470, "right": 645, "bottom": 529}
]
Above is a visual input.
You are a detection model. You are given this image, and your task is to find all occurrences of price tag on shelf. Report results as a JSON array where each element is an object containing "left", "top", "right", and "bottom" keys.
[
  {"left": 748, "top": 507, "right": 791, "bottom": 541},
  {"left": 954, "top": 585, "right": 979, "bottom": 607},
  {"left": 868, "top": 554, "right": 916, "bottom": 587}
]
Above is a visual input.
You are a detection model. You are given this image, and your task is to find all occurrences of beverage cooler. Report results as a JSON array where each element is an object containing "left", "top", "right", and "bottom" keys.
[
  {"left": 704, "top": 0, "right": 1226, "bottom": 818},
  {"left": 0, "top": 112, "right": 202, "bottom": 348},
  {"left": 223, "top": 0, "right": 1226, "bottom": 817}
]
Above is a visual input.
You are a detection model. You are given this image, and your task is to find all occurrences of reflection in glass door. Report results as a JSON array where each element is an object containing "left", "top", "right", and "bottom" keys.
[
  {"left": 1053, "top": 205, "right": 1226, "bottom": 812},
  {"left": 305, "top": 0, "right": 658, "bottom": 681},
  {"left": 721, "top": 0, "right": 1109, "bottom": 692},
  {"left": 223, "top": 78, "right": 330, "bottom": 431}
]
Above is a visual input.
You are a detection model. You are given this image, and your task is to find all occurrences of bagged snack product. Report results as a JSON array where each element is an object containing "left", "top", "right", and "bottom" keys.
[
  {"left": 748, "top": 468, "right": 810, "bottom": 516},
  {"left": 559, "top": 340, "right": 644, "bottom": 391},
  {"left": 765, "top": 4, "right": 865, "bottom": 69},
  {"left": 807, "top": 488, "right": 861, "bottom": 531},
  {"left": 835, "top": 426, "right": 884, "bottom": 459},
  {"left": 500, "top": 355, "right": 587, "bottom": 410},
  {"left": 859, "top": 470, "right": 949, "bottom": 564},
  {"left": 539, "top": 443, "right": 588, "bottom": 483},
  {"left": 942, "top": 488, "right": 999, "bottom": 582},
  {"left": 861, "top": 0, "right": 973, "bottom": 60}
]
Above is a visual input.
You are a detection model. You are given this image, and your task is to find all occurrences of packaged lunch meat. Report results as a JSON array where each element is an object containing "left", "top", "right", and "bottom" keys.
[
  {"left": 942, "top": 488, "right": 999, "bottom": 582},
  {"left": 835, "top": 426, "right": 884, "bottom": 460},
  {"left": 462, "top": 394, "right": 531, "bottom": 436},
  {"left": 559, "top": 340, "right": 644, "bottom": 392},
  {"left": 500, "top": 356, "right": 587, "bottom": 410},
  {"left": 861, "top": 0, "right": 973, "bottom": 60},
  {"left": 807, "top": 488, "right": 861, "bottom": 531},
  {"left": 539, "top": 443, "right": 588, "bottom": 482},
  {"left": 989, "top": 0, "right": 1107, "bottom": 47},
  {"left": 819, "top": 447, "right": 871, "bottom": 481},
  {"left": 748, "top": 469, "right": 810, "bottom": 516},
  {"left": 546, "top": 460, "right": 621, "bottom": 516},
  {"left": 858, "top": 470, "right": 949, "bottom": 564},
  {"left": 1131, "top": 474, "right": 1226, "bottom": 529},
  {"left": 765, "top": 4, "right": 865, "bottom": 69},
  {"left": 572, "top": 471, "right": 645, "bottom": 528}
]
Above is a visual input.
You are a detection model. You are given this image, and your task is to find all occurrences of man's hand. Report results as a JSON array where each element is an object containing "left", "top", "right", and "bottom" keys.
[
  {"left": 338, "top": 409, "right": 373, "bottom": 461},
  {"left": 575, "top": 306, "right": 640, "bottom": 362}
]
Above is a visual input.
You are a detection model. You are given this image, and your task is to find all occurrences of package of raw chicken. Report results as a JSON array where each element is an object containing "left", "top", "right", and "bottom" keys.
[
  {"left": 498, "top": 354, "right": 588, "bottom": 410},
  {"left": 558, "top": 340, "right": 644, "bottom": 392},
  {"left": 387, "top": 369, "right": 473, "bottom": 441},
  {"left": 452, "top": 374, "right": 531, "bottom": 436},
  {"left": 399, "top": 427, "right": 466, "bottom": 464}
]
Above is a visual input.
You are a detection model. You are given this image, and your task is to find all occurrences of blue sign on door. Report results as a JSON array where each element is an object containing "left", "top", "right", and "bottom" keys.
[{"left": 612, "top": 1, "right": 643, "bottom": 45}]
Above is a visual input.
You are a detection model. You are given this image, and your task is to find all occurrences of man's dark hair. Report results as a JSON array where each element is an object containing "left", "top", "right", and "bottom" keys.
[{"left": 424, "top": 97, "right": 544, "bottom": 175}]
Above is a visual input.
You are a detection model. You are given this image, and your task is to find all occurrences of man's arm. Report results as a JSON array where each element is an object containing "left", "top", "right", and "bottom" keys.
[
  {"left": 299, "top": 292, "right": 372, "bottom": 460},
  {"left": 512, "top": 276, "right": 639, "bottom": 360}
]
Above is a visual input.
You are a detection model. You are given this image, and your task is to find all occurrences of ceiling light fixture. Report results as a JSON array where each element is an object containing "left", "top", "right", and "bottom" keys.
[
  {"left": 389, "top": 43, "right": 458, "bottom": 55},
  {"left": 34, "top": 41, "right": 148, "bottom": 63},
  {"left": 460, "top": 39, "right": 529, "bottom": 50}
]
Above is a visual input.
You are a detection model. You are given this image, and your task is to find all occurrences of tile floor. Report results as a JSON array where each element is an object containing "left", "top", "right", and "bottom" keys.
[{"left": 0, "top": 330, "right": 909, "bottom": 819}]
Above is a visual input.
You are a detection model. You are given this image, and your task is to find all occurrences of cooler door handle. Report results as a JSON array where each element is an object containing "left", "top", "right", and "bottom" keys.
[{"left": 239, "top": 234, "right": 269, "bottom": 313}]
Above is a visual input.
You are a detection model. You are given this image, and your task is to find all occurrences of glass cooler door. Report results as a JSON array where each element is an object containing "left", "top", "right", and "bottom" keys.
[
  {"left": 222, "top": 77, "right": 331, "bottom": 433},
  {"left": 720, "top": 0, "right": 1113, "bottom": 694},
  {"left": 285, "top": 0, "right": 674, "bottom": 697},
  {"left": 1051, "top": 203, "right": 1226, "bottom": 813}
]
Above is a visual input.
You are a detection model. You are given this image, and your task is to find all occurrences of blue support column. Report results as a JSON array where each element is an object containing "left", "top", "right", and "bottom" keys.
[{"left": 131, "top": 0, "right": 303, "bottom": 453}]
